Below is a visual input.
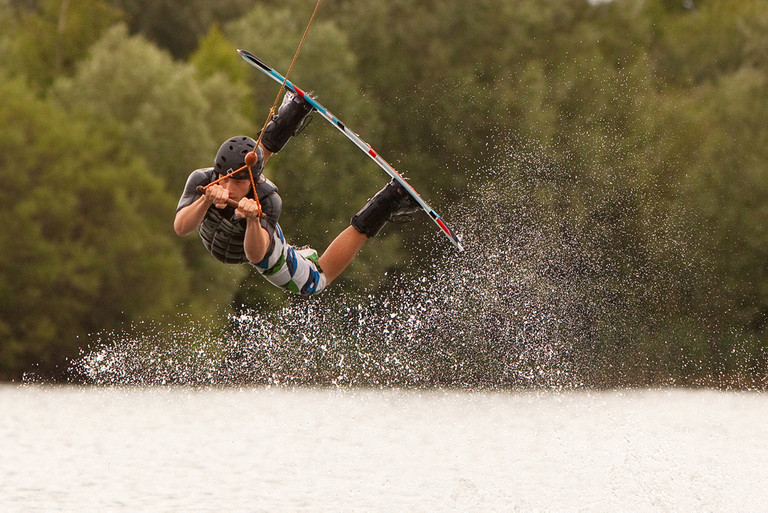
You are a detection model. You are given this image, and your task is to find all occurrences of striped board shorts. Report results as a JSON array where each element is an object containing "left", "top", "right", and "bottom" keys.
[{"left": 252, "top": 223, "right": 327, "bottom": 296}]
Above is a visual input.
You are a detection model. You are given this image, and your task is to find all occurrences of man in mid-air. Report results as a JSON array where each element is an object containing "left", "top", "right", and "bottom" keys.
[{"left": 174, "top": 91, "right": 419, "bottom": 296}]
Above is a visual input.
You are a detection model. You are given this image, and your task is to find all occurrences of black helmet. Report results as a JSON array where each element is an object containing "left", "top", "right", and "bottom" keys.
[{"left": 214, "top": 136, "right": 264, "bottom": 179}]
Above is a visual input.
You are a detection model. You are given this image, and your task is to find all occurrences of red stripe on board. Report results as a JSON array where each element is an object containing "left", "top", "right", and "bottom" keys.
[
  {"left": 436, "top": 218, "right": 450, "bottom": 234},
  {"left": 368, "top": 148, "right": 377, "bottom": 158}
]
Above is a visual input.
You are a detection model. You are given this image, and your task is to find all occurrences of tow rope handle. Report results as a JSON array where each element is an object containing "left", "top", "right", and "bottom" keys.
[{"left": 196, "top": 185, "right": 264, "bottom": 219}]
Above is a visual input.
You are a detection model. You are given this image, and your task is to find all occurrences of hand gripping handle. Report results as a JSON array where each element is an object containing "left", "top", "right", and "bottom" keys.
[
  {"left": 196, "top": 185, "right": 240, "bottom": 209},
  {"left": 195, "top": 185, "right": 265, "bottom": 219}
]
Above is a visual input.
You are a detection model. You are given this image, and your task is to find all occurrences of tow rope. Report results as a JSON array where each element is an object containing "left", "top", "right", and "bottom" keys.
[{"left": 204, "top": 0, "right": 324, "bottom": 206}]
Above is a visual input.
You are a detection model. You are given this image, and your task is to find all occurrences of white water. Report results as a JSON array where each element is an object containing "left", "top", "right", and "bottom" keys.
[{"left": 2, "top": 385, "right": 766, "bottom": 512}]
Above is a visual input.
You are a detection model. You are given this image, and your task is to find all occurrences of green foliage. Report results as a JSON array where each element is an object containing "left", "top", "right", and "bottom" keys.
[
  {"left": 190, "top": 24, "right": 248, "bottom": 84},
  {"left": 654, "top": 0, "right": 768, "bottom": 86},
  {"left": 680, "top": 67, "right": 768, "bottom": 329},
  {"left": 108, "top": 0, "right": 253, "bottom": 58},
  {"left": 325, "top": 0, "right": 768, "bottom": 387},
  {"left": 0, "top": 74, "right": 196, "bottom": 378},
  {"left": 50, "top": 24, "right": 252, "bottom": 191},
  {"left": 3, "top": 0, "right": 123, "bottom": 87},
  {"left": 1, "top": 0, "right": 768, "bottom": 385},
  {"left": 50, "top": 23, "right": 253, "bottom": 325}
]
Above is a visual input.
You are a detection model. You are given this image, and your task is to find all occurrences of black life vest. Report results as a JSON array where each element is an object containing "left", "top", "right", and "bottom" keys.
[
  {"left": 198, "top": 206, "right": 249, "bottom": 264},
  {"left": 195, "top": 177, "right": 280, "bottom": 264}
]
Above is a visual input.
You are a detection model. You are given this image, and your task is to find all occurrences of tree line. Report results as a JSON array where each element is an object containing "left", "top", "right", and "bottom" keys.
[{"left": 0, "top": 0, "right": 766, "bottom": 386}]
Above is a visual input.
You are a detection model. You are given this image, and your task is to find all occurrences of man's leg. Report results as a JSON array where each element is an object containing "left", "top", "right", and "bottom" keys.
[
  {"left": 319, "top": 179, "right": 419, "bottom": 285},
  {"left": 261, "top": 90, "right": 314, "bottom": 154},
  {"left": 318, "top": 225, "right": 368, "bottom": 285}
]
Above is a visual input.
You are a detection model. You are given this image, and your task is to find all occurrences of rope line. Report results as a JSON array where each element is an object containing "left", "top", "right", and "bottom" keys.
[
  {"left": 204, "top": 0, "right": 324, "bottom": 211},
  {"left": 254, "top": 0, "right": 324, "bottom": 154}
]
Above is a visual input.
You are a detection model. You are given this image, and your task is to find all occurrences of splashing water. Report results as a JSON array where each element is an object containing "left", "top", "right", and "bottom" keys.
[{"left": 70, "top": 146, "right": 660, "bottom": 389}]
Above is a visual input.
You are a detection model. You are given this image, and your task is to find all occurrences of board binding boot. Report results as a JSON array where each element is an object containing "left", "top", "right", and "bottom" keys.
[
  {"left": 351, "top": 179, "right": 421, "bottom": 237},
  {"left": 261, "top": 90, "right": 314, "bottom": 154}
]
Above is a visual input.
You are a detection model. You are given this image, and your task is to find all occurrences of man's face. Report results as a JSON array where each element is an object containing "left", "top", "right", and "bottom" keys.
[{"left": 216, "top": 176, "right": 252, "bottom": 207}]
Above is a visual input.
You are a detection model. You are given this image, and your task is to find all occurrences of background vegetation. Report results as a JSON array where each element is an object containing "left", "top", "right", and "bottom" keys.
[{"left": 1, "top": 0, "right": 766, "bottom": 386}]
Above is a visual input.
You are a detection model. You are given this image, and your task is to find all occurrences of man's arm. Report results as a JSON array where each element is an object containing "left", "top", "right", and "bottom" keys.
[
  {"left": 238, "top": 197, "right": 271, "bottom": 263},
  {"left": 173, "top": 184, "right": 229, "bottom": 236}
]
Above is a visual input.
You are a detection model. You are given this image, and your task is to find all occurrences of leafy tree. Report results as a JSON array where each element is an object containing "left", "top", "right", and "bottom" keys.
[
  {"left": 190, "top": 24, "right": 250, "bottom": 85},
  {"left": 2, "top": 0, "right": 123, "bottom": 87},
  {"left": 0, "top": 73, "right": 212, "bottom": 379},
  {"left": 49, "top": 23, "right": 256, "bottom": 320},
  {"left": 324, "top": 0, "right": 767, "bottom": 385},
  {"left": 683, "top": 68, "right": 768, "bottom": 329},
  {"left": 51, "top": 24, "right": 253, "bottom": 192},
  {"left": 652, "top": 0, "right": 768, "bottom": 86},
  {"left": 1, "top": 0, "right": 767, "bottom": 385},
  {"left": 108, "top": 0, "right": 253, "bottom": 58}
]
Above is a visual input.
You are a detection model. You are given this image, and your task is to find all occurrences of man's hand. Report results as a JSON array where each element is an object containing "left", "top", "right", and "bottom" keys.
[
  {"left": 236, "top": 197, "right": 262, "bottom": 220},
  {"left": 175, "top": 185, "right": 229, "bottom": 237},
  {"left": 203, "top": 184, "right": 230, "bottom": 209}
]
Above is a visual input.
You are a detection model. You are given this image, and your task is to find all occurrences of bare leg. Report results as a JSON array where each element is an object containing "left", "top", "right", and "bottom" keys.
[{"left": 318, "top": 226, "right": 368, "bottom": 285}]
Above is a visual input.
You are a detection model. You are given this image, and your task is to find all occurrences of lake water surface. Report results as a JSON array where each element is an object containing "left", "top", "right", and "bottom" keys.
[{"left": 1, "top": 385, "right": 766, "bottom": 512}]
